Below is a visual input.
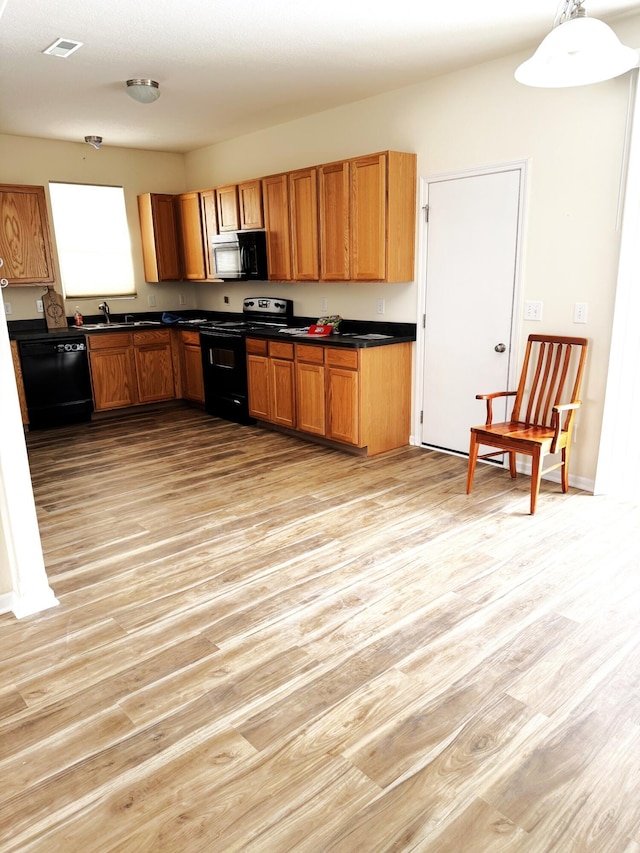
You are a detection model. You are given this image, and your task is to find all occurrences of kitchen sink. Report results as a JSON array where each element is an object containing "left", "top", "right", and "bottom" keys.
[{"left": 79, "top": 320, "right": 162, "bottom": 330}]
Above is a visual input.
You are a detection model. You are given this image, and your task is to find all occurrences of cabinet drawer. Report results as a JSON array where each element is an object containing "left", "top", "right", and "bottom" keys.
[
  {"left": 246, "top": 337, "right": 268, "bottom": 356},
  {"left": 87, "top": 331, "right": 132, "bottom": 350},
  {"left": 326, "top": 348, "right": 359, "bottom": 369},
  {"left": 180, "top": 329, "right": 201, "bottom": 345},
  {"left": 295, "top": 343, "right": 324, "bottom": 364},
  {"left": 133, "top": 329, "right": 171, "bottom": 345},
  {"left": 269, "top": 341, "right": 294, "bottom": 360}
]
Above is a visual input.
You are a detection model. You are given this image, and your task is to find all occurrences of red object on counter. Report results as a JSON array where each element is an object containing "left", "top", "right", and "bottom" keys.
[{"left": 307, "top": 324, "right": 333, "bottom": 336}]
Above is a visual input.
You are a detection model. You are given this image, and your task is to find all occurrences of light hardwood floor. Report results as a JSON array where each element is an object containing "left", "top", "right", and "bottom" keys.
[{"left": 2, "top": 403, "right": 639, "bottom": 852}]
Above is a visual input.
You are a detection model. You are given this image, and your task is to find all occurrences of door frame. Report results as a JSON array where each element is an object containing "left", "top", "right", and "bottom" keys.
[{"left": 412, "top": 160, "right": 529, "bottom": 459}]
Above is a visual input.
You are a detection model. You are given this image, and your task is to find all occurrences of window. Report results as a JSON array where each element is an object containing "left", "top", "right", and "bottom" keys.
[{"left": 48, "top": 182, "right": 136, "bottom": 298}]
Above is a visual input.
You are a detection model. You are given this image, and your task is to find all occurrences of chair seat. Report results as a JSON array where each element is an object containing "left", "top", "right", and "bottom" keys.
[{"left": 471, "top": 421, "right": 564, "bottom": 451}]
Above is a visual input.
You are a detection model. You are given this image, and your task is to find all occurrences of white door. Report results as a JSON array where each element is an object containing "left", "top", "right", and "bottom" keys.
[{"left": 420, "top": 166, "right": 524, "bottom": 455}]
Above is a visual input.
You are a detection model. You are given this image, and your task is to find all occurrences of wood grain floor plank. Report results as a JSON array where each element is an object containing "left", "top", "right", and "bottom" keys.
[{"left": 1, "top": 404, "right": 637, "bottom": 851}]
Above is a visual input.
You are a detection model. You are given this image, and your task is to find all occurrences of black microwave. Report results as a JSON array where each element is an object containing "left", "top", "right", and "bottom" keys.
[{"left": 210, "top": 230, "right": 268, "bottom": 281}]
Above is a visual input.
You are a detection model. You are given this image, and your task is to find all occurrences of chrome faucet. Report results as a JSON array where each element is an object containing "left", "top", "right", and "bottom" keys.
[{"left": 98, "top": 301, "right": 110, "bottom": 324}]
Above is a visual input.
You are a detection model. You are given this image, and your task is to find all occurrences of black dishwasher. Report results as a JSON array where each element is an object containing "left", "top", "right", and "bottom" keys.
[{"left": 18, "top": 336, "right": 93, "bottom": 429}]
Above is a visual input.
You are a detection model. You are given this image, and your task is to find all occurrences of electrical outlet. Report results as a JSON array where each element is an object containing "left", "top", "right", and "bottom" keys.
[
  {"left": 320, "top": 297, "right": 328, "bottom": 313},
  {"left": 573, "top": 302, "right": 588, "bottom": 323},
  {"left": 178, "top": 293, "right": 187, "bottom": 306},
  {"left": 3, "top": 301, "right": 11, "bottom": 315},
  {"left": 224, "top": 295, "right": 230, "bottom": 304},
  {"left": 36, "top": 298, "right": 44, "bottom": 313},
  {"left": 147, "top": 294, "right": 157, "bottom": 307},
  {"left": 376, "top": 298, "right": 385, "bottom": 315},
  {"left": 524, "top": 300, "right": 543, "bottom": 321}
]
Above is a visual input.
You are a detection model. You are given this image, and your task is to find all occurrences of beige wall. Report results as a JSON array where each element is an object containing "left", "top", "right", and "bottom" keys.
[
  {"left": 0, "top": 133, "right": 190, "bottom": 320},
  {"left": 183, "top": 14, "right": 640, "bottom": 485}
]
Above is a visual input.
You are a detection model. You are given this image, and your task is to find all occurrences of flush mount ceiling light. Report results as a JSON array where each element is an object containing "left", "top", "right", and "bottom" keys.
[
  {"left": 125, "top": 79, "right": 161, "bottom": 104},
  {"left": 515, "top": 0, "right": 638, "bottom": 88},
  {"left": 84, "top": 135, "right": 103, "bottom": 149}
]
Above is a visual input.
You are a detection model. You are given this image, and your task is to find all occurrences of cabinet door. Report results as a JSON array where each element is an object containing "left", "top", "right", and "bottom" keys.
[
  {"left": 289, "top": 168, "right": 319, "bottom": 281},
  {"left": 318, "top": 162, "right": 350, "bottom": 281},
  {"left": 270, "top": 358, "right": 296, "bottom": 427},
  {"left": 262, "top": 174, "right": 292, "bottom": 281},
  {"left": 0, "top": 184, "right": 55, "bottom": 284},
  {"left": 238, "top": 180, "right": 264, "bottom": 230},
  {"left": 350, "top": 154, "right": 387, "bottom": 281},
  {"left": 296, "top": 361, "right": 325, "bottom": 435},
  {"left": 134, "top": 342, "right": 175, "bottom": 403},
  {"left": 200, "top": 190, "right": 218, "bottom": 280},
  {"left": 89, "top": 347, "right": 137, "bottom": 410},
  {"left": 177, "top": 192, "right": 206, "bottom": 280},
  {"left": 10, "top": 340, "right": 29, "bottom": 424},
  {"left": 216, "top": 185, "right": 240, "bottom": 232},
  {"left": 138, "top": 193, "right": 182, "bottom": 282},
  {"left": 182, "top": 343, "right": 205, "bottom": 403},
  {"left": 326, "top": 367, "right": 359, "bottom": 445},
  {"left": 247, "top": 354, "right": 271, "bottom": 419}
]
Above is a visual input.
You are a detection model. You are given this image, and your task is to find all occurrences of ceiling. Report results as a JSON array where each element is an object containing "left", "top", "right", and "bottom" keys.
[{"left": 1, "top": 0, "right": 639, "bottom": 154}]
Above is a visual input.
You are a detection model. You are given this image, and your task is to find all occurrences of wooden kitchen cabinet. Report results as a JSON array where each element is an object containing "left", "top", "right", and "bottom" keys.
[
  {"left": 133, "top": 329, "right": 175, "bottom": 403},
  {"left": 289, "top": 168, "right": 319, "bottom": 281},
  {"left": 87, "top": 332, "right": 137, "bottom": 410},
  {"left": 176, "top": 192, "right": 206, "bottom": 280},
  {"left": 325, "top": 348, "right": 360, "bottom": 446},
  {"left": 262, "top": 174, "right": 292, "bottom": 281},
  {"left": 138, "top": 193, "right": 182, "bottom": 282},
  {"left": 87, "top": 329, "right": 175, "bottom": 410},
  {"left": 249, "top": 337, "right": 412, "bottom": 455},
  {"left": 246, "top": 338, "right": 296, "bottom": 427},
  {"left": 295, "top": 344, "right": 325, "bottom": 436},
  {"left": 216, "top": 185, "right": 240, "bottom": 232},
  {"left": 238, "top": 180, "right": 264, "bottom": 230},
  {"left": 318, "top": 151, "right": 416, "bottom": 283},
  {"left": 177, "top": 329, "right": 205, "bottom": 403},
  {"left": 318, "top": 162, "right": 350, "bottom": 282},
  {"left": 10, "top": 340, "right": 29, "bottom": 424},
  {"left": 0, "top": 184, "right": 55, "bottom": 285}
]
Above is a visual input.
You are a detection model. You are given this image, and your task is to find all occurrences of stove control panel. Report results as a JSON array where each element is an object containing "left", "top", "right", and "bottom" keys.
[{"left": 243, "top": 297, "right": 293, "bottom": 319}]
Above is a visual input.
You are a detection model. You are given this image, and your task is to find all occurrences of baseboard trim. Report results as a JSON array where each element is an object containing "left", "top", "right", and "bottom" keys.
[{"left": 0, "top": 589, "right": 60, "bottom": 620}]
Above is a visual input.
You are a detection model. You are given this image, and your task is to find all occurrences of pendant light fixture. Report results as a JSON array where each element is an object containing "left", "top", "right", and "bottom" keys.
[
  {"left": 515, "top": 0, "right": 638, "bottom": 88},
  {"left": 125, "top": 79, "right": 161, "bottom": 104}
]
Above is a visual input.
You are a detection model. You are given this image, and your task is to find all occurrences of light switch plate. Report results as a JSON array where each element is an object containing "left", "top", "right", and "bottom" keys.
[
  {"left": 524, "top": 300, "right": 543, "bottom": 321},
  {"left": 147, "top": 294, "right": 157, "bottom": 307},
  {"left": 4, "top": 301, "right": 11, "bottom": 315}
]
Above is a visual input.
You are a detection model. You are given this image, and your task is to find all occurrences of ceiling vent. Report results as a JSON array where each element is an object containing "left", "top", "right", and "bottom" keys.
[{"left": 43, "top": 38, "right": 83, "bottom": 58}]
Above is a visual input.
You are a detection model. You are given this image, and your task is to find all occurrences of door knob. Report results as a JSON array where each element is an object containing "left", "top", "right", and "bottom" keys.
[{"left": 494, "top": 343, "right": 506, "bottom": 353}]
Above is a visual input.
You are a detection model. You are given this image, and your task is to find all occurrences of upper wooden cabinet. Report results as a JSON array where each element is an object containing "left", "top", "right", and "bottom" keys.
[
  {"left": 176, "top": 190, "right": 218, "bottom": 281},
  {"left": 319, "top": 151, "right": 416, "bottom": 283},
  {"left": 263, "top": 168, "right": 319, "bottom": 282},
  {"left": 262, "top": 174, "right": 292, "bottom": 281},
  {"left": 238, "top": 180, "right": 264, "bottom": 230},
  {"left": 138, "top": 193, "right": 182, "bottom": 282},
  {"left": 0, "top": 184, "right": 55, "bottom": 285},
  {"left": 289, "top": 168, "right": 319, "bottom": 281},
  {"left": 216, "top": 180, "right": 263, "bottom": 232}
]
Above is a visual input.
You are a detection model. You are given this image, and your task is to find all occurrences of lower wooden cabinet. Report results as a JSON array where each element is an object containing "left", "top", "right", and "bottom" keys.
[
  {"left": 177, "top": 329, "right": 205, "bottom": 403},
  {"left": 133, "top": 330, "right": 175, "bottom": 403},
  {"left": 247, "top": 338, "right": 296, "bottom": 427},
  {"left": 247, "top": 338, "right": 412, "bottom": 455},
  {"left": 10, "top": 340, "right": 29, "bottom": 425},
  {"left": 87, "top": 329, "right": 175, "bottom": 411}
]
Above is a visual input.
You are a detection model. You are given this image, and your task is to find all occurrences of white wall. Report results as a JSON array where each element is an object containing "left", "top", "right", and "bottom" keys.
[{"left": 185, "top": 14, "right": 640, "bottom": 486}]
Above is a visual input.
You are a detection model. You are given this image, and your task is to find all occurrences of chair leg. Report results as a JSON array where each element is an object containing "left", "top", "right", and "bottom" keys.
[
  {"left": 561, "top": 445, "right": 570, "bottom": 493},
  {"left": 530, "top": 449, "right": 543, "bottom": 514},
  {"left": 466, "top": 433, "right": 479, "bottom": 494},
  {"left": 509, "top": 452, "right": 517, "bottom": 478}
]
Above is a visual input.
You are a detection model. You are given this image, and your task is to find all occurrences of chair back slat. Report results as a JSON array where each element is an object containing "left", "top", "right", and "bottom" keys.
[{"left": 510, "top": 335, "right": 588, "bottom": 429}]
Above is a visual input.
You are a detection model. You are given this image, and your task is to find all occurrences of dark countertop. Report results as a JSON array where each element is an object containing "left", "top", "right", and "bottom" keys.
[{"left": 8, "top": 312, "right": 416, "bottom": 348}]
